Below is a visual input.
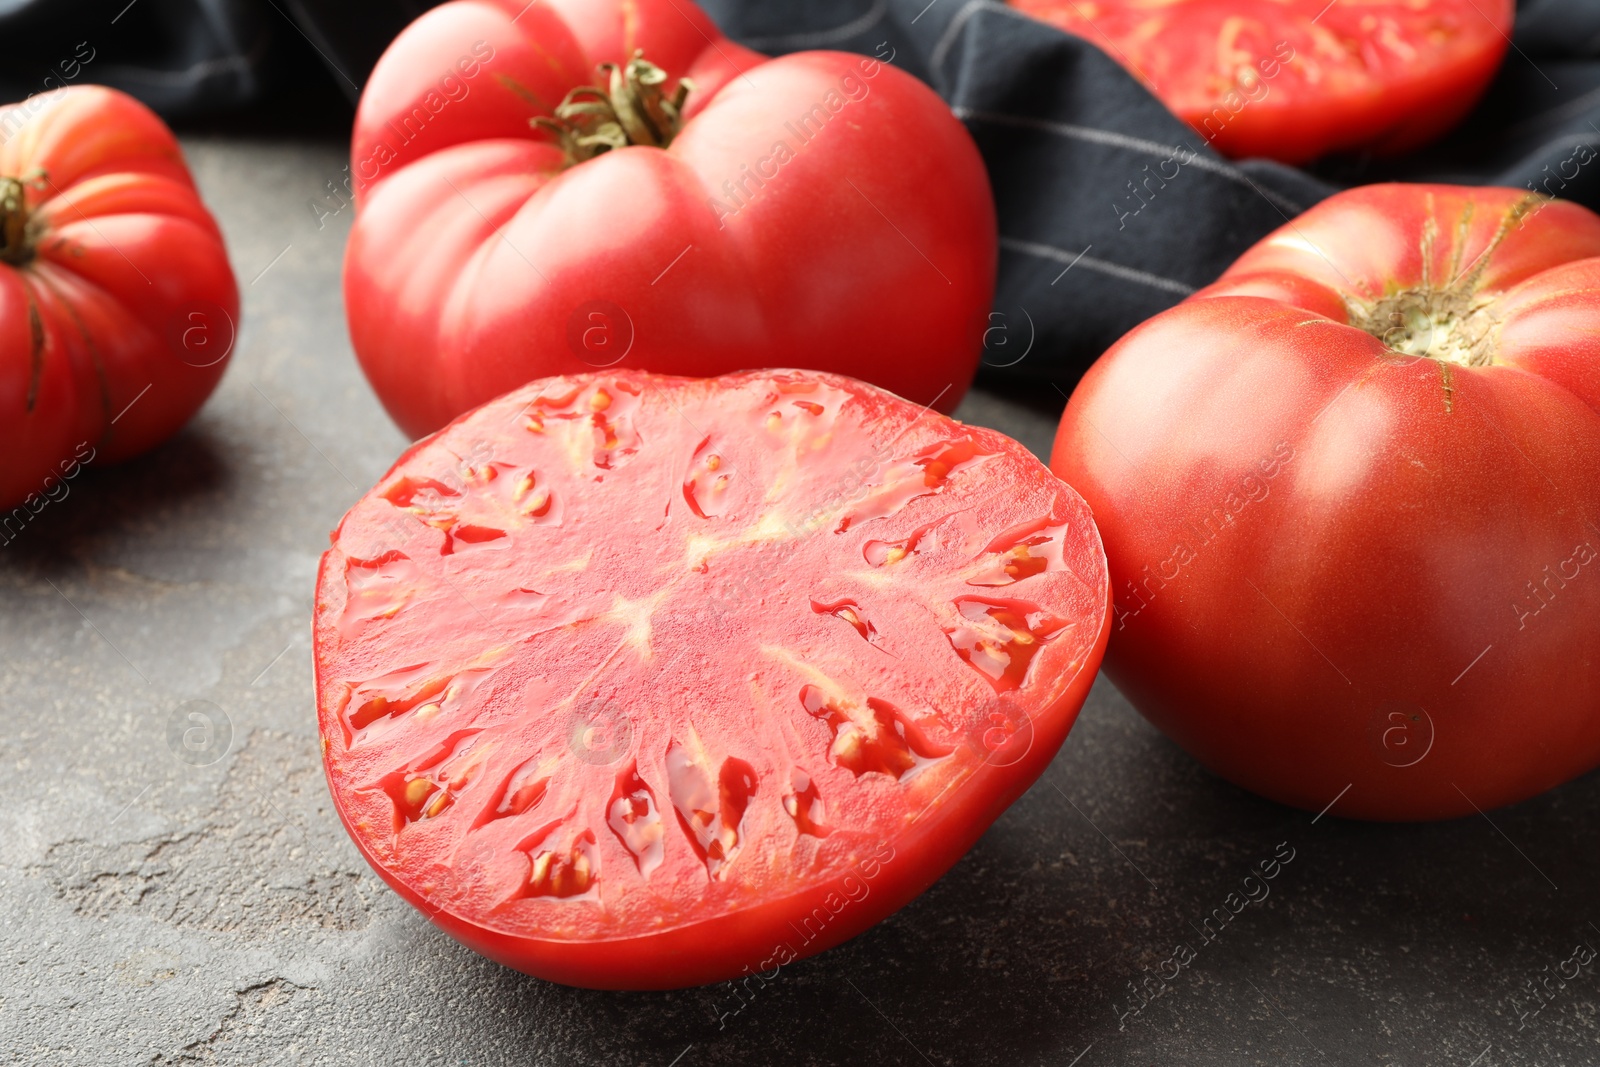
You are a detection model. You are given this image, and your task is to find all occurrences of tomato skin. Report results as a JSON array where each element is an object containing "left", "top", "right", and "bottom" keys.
[
  {"left": 1009, "top": 0, "right": 1512, "bottom": 164},
  {"left": 315, "top": 369, "right": 1108, "bottom": 988},
  {"left": 0, "top": 86, "right": 237, "bottom": 511},
  {"left": 1052, "top": 184, "right": 1600, "bottom": 821},
  {"left": 343, "top": 0, "right": 995, "bottom": 440}
]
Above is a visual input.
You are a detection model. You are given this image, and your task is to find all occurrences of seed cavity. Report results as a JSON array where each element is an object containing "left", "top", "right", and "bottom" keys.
[
  {"left": 589, "top": 383, "right": 641, "bottom": 470},
  {"left": 864, "top": 535, "right": 918, "bottom": 567},
  {"left": 346, "top": 664, "right": 449, "bottom": 733},
  {"left": 683, "top": 435, "right": 734, "bottom": 519},
  {"left": 515, "top": 824, "right": 598, "bottom": 899},
  {"left": 756, "top": 378, "right": 845, "bottom": 459},
  {"left": 798, "top": 686, "right": 945, "bottom": 779},
  {"left": 479, "top": 756, "right": 553, "bottom": 826},
  {"left": 783, "top": 768, "right": 829, "bottom": 837},
  {"left": 382, "top": 476, "right": 460, "bottom": 510},
  {"left": 917, "top": 437, "right": 989, "bottom": 489},
  {"left": 944, "top": 597, "right": 1069, "bottom": 693},
  {"left": 386, "top": 457, "right": 560, "bottom": 549},
  {"left": 449, "top": 524, "right": 508, "bottom": 547},
  {"left": 607, "top": 763, "right": 665, "bottom": 877},
  {"left": 342, "top": 664, "right": 494, "bottom": 744},
  {"left": 341, "top": 551, "right": 422, "bottom": 633},
  {"left": 516, "top": 379, "right": 640, "bottom": 472},
  {"left": 666, "top": 742, "right": 756, "bottom": 878},
  {"left": 374, "top": 729, "right": 486, "bottom": 831},
  {"left": 836, "top": 436, "right": 994, "bottom": 533},
  {"left": 968, "top": 518, "right": 1070, "bottom": 586},
  {"left": 809, "top": 597, "right": 882, "bottom": 650}
]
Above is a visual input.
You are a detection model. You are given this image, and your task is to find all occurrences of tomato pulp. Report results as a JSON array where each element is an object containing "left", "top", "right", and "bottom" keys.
[
  {"left": 0, "top": 86, "right": 238, "bottom": 512},
  {"left": 343, "top": 0, "right": 996, "bottom": 439},
  {"left": 1009, "top": 0, "right": 1512, "bottom": 163},
  {"left": 315, "top": 369, "right": 1109, "bottom": 987},
  {"left": 1053, "top": 184, "right": 1600, "bottom": 821}
]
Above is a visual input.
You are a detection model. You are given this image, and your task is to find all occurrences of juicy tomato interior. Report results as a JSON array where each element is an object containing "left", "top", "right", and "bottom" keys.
[
  {"left": 314, "top": 370, "right": 1109, "bottom": 988},
  {"left": 1009, "top": 0, "right": 1513, "bottom": 163}
]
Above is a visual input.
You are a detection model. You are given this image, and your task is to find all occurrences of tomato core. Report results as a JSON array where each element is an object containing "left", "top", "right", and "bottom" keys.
[
  {"left": 1345, "top": 199, "right": 1543, "bottom": 367},
  {"left": 1352, "top": 287, "right": 1499, "bottom": 367},
  {"left": 0, "top": 176, "right": 35, "bottom": 266},
  {"left": 533, "top": 51, "right": 693, "bottom": 165}
]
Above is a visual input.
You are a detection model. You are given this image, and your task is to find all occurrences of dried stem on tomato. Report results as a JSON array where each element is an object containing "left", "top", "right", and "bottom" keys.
[
  {"left": 533, "top": 50, "right": 693, "bottom": 165},
  {"left": 0, "top": 176, "right": 35, "bottom": 266}
]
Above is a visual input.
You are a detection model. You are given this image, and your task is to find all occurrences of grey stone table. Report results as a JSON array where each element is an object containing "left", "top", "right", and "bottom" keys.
[{"left": 3, "top": 137, "right": 1598, "bottom": 1067}]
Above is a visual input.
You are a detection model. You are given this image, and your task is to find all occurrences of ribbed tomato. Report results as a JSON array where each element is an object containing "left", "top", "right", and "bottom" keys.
[
  {"left": 0, "top": 86, "right": 237, "bottom": 514},
  {"left": 1053, "top": 184, "right": 1600, "bottom": 820},
  {"left": 1009, "top": 0, "right": 1512, "bottom": 163},
  {"left": 343, "top": 0, "right": 995, "bottom": 440},
  {"left": 315, "top": 369, "right": 1108, "bottom": 987}
]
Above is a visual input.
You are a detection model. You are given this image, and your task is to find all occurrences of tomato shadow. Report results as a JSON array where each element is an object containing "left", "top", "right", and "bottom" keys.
[{"left": 0, "top": 426, "right": 232, "bottom": 573}]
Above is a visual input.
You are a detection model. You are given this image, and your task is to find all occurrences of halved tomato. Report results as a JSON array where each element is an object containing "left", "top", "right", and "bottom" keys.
[
  {"left": 1008, "top": 0, "right": 1512, "bottom": 163},
  {"left": 313, "top": 369, "right": 1108, "bottom": 988}
]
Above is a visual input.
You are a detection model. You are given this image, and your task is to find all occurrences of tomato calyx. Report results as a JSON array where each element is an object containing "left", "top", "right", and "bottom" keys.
[
  {"left": 1345, "top": 197, "right": 1545, "bottom": 368},
  {"left": 532, "top": 50, "right": 694, "bottom": 165},
  {"left": 1350, "top": 286, "right": 1499, "bottom": 367},
  {"left": 0, "top": 175, "right": 39, "bottom": 267}
]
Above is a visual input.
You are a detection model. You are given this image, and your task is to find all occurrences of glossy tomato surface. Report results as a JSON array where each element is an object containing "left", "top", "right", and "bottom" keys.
[
  {"left": 0, "top": 86, "right": 237, "bottom": 512},
  {"left": 1009, "top": 0, "right": 1512, "bottom": 163},
  {"left": 344, "top": 0, "right": 996, "bottom": 440},
  {"left": 1053, "top": 184, "right": 1600, "bottom": 821},
  {"left": 315, "top": 369, "right": 1109, "bottom": 988}
]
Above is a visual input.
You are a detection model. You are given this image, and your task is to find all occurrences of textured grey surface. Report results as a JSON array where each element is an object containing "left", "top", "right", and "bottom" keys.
[{"left": 2, "top": 137, "right": 1598, "bottom": 1066}]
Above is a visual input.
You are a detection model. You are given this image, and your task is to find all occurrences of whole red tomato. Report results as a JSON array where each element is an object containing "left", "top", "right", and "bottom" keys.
[
  {"left": 343, "top": 0, "right": 995, "bottom": 440},
  {"left": 1008, "top": 0, "right": 1512, "bottom": 164},
  {"left": 315, "top": 369, "right": 1108, "bottom": 987},
  {"left": 0, "top": 86, "right": 237, "bottom": 515},
  {"left": 1052, "top": 183, "right": 1600, "bottom": 821}
]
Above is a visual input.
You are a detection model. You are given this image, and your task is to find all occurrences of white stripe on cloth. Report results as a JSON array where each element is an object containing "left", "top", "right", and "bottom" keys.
[
  {"left": 1000, "top": 236, "right": 1197, "bottom": 295},
  {"left": 929, "top": 0, "right": 1032, "bottom": 72},
  {"left": 956, "top": 108, "right": 1307, "bottom": 217}
]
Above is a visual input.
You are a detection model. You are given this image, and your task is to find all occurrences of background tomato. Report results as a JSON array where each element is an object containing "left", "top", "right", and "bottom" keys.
[
  {"left": 0, "top": 86, "right": 238, "bottom": 513},
  {"left": 1008, "top": 0, "right": 1513, "bottom": 164},
  {"left": 343, "top": 0, "right": 996, "bottom": 440},
  {"left": 1052, "top": 183, "right": 1600, "bottom": 821},
  {"left": 315, "top": 369, "right": 1108, "bottom": 988}
]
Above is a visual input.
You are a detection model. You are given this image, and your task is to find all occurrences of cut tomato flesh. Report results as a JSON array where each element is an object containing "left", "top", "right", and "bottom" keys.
[
  {"left": 314, "top": 369, "right": 1109, "bottom": 988},
  {"left": 1010, "top": 0, "right": 1512, "bottom": 163}
]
